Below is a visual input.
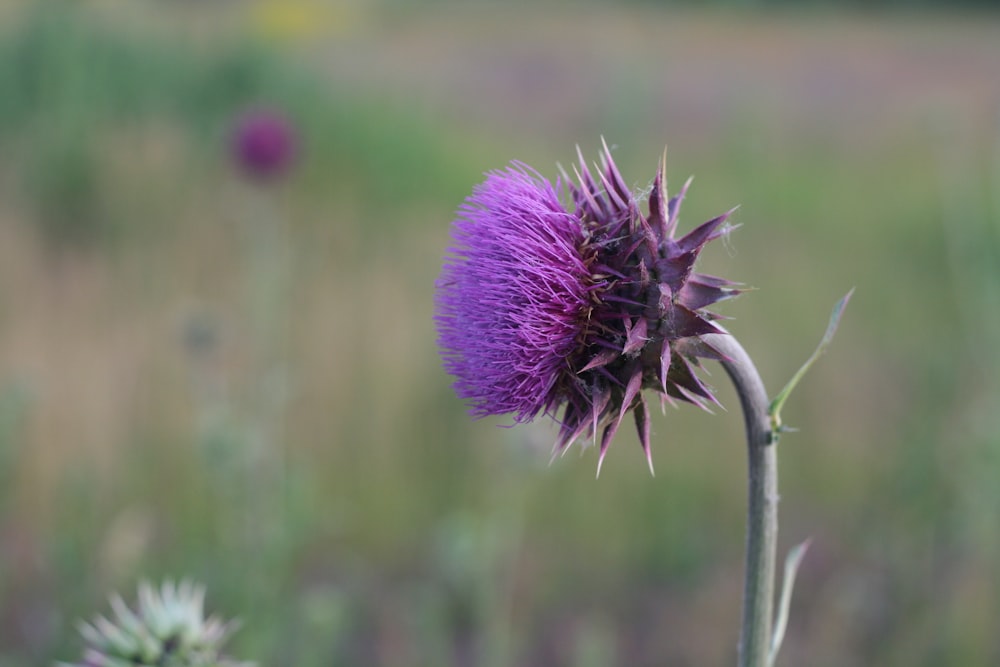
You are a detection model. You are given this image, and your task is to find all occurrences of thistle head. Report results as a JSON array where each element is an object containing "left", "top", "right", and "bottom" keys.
[
  {"left": 230, "top": 108, "right": 297, "bottom": 182},
  {"left": 436, "top": 141, "right": 740, "bottom": 474},
  {"left": 58, "top": 580, "right": 252, "bottom": 667}
]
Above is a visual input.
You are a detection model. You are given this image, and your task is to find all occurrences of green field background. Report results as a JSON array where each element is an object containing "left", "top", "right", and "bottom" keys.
[{"left": 1, "top": 2, "right": 999, "bottom": 665}]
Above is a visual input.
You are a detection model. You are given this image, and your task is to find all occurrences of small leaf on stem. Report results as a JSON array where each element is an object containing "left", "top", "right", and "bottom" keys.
[
  {"left": 769, "top": 539, "right": 811, "bottom": 667},
  {"left": 768, "top": 289, "right": 854, "bottom": 434}
]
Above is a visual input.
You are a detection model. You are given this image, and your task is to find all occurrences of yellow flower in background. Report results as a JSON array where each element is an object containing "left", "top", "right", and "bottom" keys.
[{"left": 249, "top": 0, "right": 363, "bottom": 42}]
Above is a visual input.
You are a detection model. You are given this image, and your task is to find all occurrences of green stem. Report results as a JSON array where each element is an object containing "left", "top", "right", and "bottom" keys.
[{"left": 704, "top": 333, "right": 777, "bottom": 667}]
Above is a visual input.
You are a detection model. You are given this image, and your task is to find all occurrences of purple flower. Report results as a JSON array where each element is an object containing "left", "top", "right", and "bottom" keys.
[
  {"left": 436, "top": 141, "right": 739, "bottom": 473},
  {"left": 230, "top": 108, "right": 297, "bottom": 181}
]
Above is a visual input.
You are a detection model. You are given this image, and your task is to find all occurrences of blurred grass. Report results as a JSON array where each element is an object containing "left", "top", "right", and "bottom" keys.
[
  {"left": 0, "top": 1, "right": 474, "bottom": 251},
  {"left": 0, "top": 2, "right": 999, "bottom": 667}
]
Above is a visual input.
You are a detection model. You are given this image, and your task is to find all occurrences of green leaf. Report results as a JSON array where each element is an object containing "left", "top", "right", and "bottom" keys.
[
  {"left": 768, "top": 289, "right": 854, "bottom": 434},
  {"left": 769, "top": 539, "right": 811, "bottom": 667}
]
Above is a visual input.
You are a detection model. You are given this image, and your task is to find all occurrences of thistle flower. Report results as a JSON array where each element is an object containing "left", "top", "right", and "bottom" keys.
[
  {"left": 58, "top": 580, "right": 253, "bottom": 667},
  {"left": 231, "top": 108, "right": 297, "bottom": 182},
  {"left": 435, "top": 141, "right": 739, "bottom": 473}
]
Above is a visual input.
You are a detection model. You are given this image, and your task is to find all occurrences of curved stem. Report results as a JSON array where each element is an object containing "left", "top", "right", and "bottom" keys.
[{"left": 703, "top": 333, "right": 777, "bottom": 667}]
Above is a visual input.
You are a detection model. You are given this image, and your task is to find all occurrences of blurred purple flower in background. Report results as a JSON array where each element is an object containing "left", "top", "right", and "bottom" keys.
[
  {"left": 230, "top": 107, "right": 298, "bottom": 181},
  {"left": 436, "top": 141, "right": 740, "bottom": 472}
]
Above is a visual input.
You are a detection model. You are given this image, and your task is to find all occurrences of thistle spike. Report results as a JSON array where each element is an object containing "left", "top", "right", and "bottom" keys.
[
  {"left": 623, "top": 317, "right": 648, "bottom": 356},
  {"left": 599, "top": 136, "right": 632, "bottom": 204},
  {"left": 617, "top": 364, "right": 644, "bottom": 428},
  {"left": 674, "top": 208, "right": 736, "bottom": 256},
  {"left": 596, "top": 167, "right": 629, "bottom": 211},
  {"left": 579, "top": 347, "right": 620, "bottom": 373},
  {"left": 648, "top": 147, "right": 670, "bottom": 236},
  {"left": 660, "top": 337, "right": 673, "bottom": 395},
  {"left": 573, "top": 163, "right": 606, "bottom": 219},
  {"left": 666, "top": 175, "right": 693, "bottom": 233},
  {"left": 634, "top": 395, "right": 654, "bottom": 476},
  {"left": 596, "top": 419, "right": 621, "bottom": 478},
  {"left": 591, "top": 385, "right": 612, "bottom": 446}
]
